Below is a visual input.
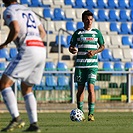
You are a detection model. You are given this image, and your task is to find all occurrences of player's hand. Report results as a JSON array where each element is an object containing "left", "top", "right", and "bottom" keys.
[
  {"left": 69, "top": 46, "right": 78, "bottom": 54},
  {"left": 86, "top": 50, "right": 96, "bottom": 58}
]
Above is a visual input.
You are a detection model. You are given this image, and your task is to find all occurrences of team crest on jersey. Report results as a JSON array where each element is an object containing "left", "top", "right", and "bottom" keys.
[{"left": 92, "top": 34, "right": 96, "bottom": 38}]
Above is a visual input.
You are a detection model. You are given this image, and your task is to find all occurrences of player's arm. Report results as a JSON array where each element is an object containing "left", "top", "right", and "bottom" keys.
[
  {"left": 69, "top": 32, "right": 78, "bottom": 54},
  {"left": 95, "top": 45, "right": 105, "bottom": 54},
  {"left": 91, "top": 44, "right": 105, "bottom": 56},
  {"left": 38, "top": 24, "right": 46, "bottom": 39},
  {"left": 0, "top": 20, "right": 19, "bottom": 49},
  {"left": 86, "top": 45, "right": 105, "bottom": 58}
]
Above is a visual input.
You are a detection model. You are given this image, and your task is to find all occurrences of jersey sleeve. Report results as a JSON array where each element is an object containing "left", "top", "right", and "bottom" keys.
[
  {"left": 97, "top": 30, "right": 105, "bottom": 46},
  {"left": 70, "top": 31, "right": 78, "bottom": 47},
  {"left": 3, "top": 9, "right": 17, "bottom": 26}
]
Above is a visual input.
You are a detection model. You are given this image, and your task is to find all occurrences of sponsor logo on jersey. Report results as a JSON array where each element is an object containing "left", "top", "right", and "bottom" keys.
[
  {"left": 85, "top": 37, "right": 94, "bottom": 41},
  {"left": 77, "top": 37, "right": 95, "bottom": 42}
]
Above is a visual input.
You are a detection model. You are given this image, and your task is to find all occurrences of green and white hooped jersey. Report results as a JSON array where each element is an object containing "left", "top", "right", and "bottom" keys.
[{"left": 70, "top": 28, "right": 104, "bottom": 68}]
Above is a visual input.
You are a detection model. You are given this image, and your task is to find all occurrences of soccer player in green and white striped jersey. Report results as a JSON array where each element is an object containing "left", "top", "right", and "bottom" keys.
[{"left": 69, "top": 10, "right": 105, "bottom": 121}]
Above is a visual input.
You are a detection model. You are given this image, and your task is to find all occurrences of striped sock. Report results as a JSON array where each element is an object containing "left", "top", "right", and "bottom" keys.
[
  {"left": 77, "top": 101, "right": 84, "bottom": 112},
  {"left": 88, "top": 103, "right": 95, "bottom": 115}
]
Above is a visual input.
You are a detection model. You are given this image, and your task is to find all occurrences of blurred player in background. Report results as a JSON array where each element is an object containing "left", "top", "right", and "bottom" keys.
[
  {"left": 0, "top": 0, "right": 46, "bottom": 132},
  {"left": 69, "top": 10, "right": 105, "bottom": 121}
]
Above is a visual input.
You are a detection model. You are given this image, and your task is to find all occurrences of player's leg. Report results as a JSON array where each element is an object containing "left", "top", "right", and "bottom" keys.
[
  {"left": 88, "top": 84, "right": 95, "bottom": 121},
  {"left": 77, "top": 84, "right": 85, "bottom": 112},
  {"left": 21, "top": 51, "right": 45, "bottom": 132},
  {"left": 75, "top": 68, "right": 87, "bottom": 121},
  {"left": 75, "top": 68, "right": 87, "bottom": 113},
  {"left": 76, "top": 84, "right": 86, "bottom": 121},
  {"left": 0, "top": 74, "right": 25, "bottom": 132},
  {"left": 87, "top": 68, "right": 98, "bottom": 121},
  {"left": 21, "top": 82, "right": 41, "bottom": 132}
]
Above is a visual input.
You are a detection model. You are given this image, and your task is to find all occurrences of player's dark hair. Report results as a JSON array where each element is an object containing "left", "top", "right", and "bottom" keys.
[
  {"left": 2, "top": 0, "right": 17, "bottom": 6},
  {"left": 82, "top": 10, "right": 93, "bottom": 21}
]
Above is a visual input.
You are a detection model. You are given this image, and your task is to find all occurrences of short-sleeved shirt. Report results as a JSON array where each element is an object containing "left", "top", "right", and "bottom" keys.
[
  {"left": 70, "top": 28, "right": 104, "bottom": 69},
  {"left": 3, "top": 3, "right": 43, "bottom": 50},
  {"left": 3, "top": 4, "right": 46, "bottom": 85}
]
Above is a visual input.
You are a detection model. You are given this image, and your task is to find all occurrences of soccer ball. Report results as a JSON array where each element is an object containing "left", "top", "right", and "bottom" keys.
[{"left": 70, "top": 108, "right": 84, "bottom": 122}]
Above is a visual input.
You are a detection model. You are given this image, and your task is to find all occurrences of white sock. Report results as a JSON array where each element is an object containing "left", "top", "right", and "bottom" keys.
[
  {"left": 24, "top": 92, "right": 37, "bottom": 124},
  {"left": 1, "top": 87, "right": 19, "bottom": 119}
]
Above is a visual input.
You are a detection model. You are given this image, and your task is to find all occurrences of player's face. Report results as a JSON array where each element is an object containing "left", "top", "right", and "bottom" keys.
[{"left": 83, "top": 15, "right": 93, "bottom": 28}]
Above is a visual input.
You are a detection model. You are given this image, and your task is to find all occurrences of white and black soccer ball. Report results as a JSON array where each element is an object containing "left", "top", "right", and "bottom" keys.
[{"left": 70, "top": 108, "right": 84, "bottom": 122}]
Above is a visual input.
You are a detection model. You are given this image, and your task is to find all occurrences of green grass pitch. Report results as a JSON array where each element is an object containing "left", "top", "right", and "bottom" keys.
[{"left": 0, "top": 112, "right": 133, "bottom": 133}]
